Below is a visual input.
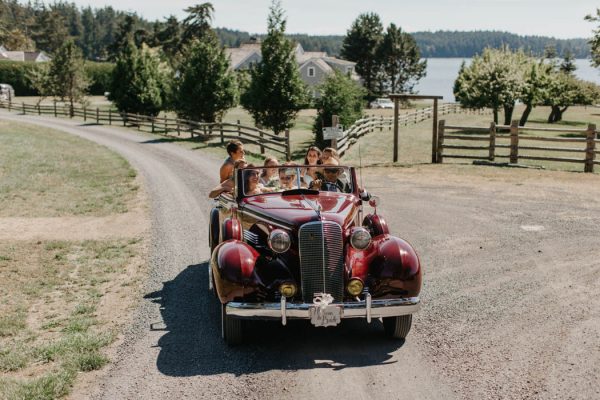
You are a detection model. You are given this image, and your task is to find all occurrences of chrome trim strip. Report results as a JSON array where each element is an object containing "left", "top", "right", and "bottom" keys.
[
  {"left": 366, "top": 292, "right": 372, "bottom": 323},
  {"left": 226, "top": 297, "right": 420, "bottom": 320},
  {"left": 281, "top": 297, "right": 287, "bottom": 326}
]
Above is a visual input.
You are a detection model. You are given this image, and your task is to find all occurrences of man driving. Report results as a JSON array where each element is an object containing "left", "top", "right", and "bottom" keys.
[{"left": 309, "top": 158, "right": 349, "bottom": 193}]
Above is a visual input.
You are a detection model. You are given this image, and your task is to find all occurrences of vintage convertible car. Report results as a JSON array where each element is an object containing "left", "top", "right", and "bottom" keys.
[{"left": 209, "top": 165, "right": 422, "bottom": 345}]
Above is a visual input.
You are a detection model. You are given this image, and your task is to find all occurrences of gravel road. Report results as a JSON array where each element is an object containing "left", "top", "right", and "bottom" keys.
[{"left": 3, "top": 110, "right": 599, "bottom": 400}]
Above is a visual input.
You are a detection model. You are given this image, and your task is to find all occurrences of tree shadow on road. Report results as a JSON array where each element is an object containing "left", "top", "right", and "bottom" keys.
[{"left": 147, "top": 262, "right": 407, "bottom": 377}]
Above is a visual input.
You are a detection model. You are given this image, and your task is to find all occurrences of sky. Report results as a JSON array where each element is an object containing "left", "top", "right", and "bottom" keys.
[{"left": 62, "top": 0, "right": 598, "bottom": 39}]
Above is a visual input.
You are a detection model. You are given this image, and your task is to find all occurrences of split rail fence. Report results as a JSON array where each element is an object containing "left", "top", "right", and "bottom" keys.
[
  {"left": 336, "top": 103, "right": 485, "bottom": 156},
  {"left": 0, "top": 100, "right": 291, "bottom": 159},
  {"left": 437, "top": 120, "right": 599, "bottom": 173}
]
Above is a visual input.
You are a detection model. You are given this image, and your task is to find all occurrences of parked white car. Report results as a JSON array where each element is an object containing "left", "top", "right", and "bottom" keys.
[
  {"left": 369, "top": 98, "right": 394, "bottom": 109},
  {"left": 0, "top": 83, "right": 15, "bottom": 101}
]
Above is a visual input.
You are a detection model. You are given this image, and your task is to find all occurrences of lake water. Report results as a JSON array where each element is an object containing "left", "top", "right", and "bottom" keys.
[{"left": 414, "top": 58, "right": 600, "bottom": 102}]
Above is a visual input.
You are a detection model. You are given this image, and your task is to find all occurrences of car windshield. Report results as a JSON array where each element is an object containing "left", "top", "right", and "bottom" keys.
[{"left": 241, "top": 166, "right": 353, "bottom": 196}]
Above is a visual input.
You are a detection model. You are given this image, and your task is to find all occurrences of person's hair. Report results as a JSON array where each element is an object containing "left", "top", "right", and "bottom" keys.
[
  {"left": 226, "top": 140, "right": 243, "bottom": 156},
  {"left": 322, "top": 147, "right": 340, "bottom": 161},
  {"left": 261, "top": 156, "right": 279, "bottom": 177},
  {"left": 243, "top": 163, "right": 258, "bottom": 187},
  {"left": 303, "top": 146, "right": 322, "bottom": 165},
  {"left": 279, "top": 161, "right": 297, "bottom": 176}
]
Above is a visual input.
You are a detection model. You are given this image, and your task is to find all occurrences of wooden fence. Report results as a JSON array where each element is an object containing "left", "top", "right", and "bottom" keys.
[
  {"left": 437, "top": 120, "right": 599, "bottom": 173},
  {"left": 336, "top": 103, "right": 480, "bottom": 156},
  {"left": 0, "top": 100, "right": 291, "bottom": 159}
]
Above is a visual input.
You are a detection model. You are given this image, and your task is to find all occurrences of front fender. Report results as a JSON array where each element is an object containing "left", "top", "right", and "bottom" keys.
[
  {"left": 368, "top": 235, "right": 422, "bottom": 298},
  {"left": 211, "top": 240, "right": 259, "bottom": 303}
]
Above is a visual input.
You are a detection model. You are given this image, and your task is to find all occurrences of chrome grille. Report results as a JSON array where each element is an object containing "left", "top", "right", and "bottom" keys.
[{"left": 298, "top": 221, "right": 344, "bottom": 302}]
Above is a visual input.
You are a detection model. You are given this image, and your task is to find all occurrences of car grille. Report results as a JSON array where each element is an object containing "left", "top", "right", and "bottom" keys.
[{"left": 298, "top": 221, "right": 344, "bottom": 302}]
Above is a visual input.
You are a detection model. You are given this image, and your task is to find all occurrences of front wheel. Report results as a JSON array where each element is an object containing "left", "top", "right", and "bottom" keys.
[
  {"left": 221, "top": 303, "right": 242, "bottom": 345},
  {"left": 383, "top": 314, "right": 412, "bottom": 339}
]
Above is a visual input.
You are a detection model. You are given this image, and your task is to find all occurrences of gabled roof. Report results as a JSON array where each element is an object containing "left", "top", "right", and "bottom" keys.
[
  {"left": 300, "top": 58, "right": 333, "bottom": 74},
  {"left": 296, "top": 51, "right": 327, "bottom": 64},
  {"left": 224, "top": 42, "right": 261, "bottom": 69},
  {"left": 323, "top": 56, "right": 355, "bottom": 67}
]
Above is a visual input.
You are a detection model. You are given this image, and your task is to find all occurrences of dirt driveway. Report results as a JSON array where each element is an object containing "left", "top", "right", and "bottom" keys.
[{"left": 2, "top": 110, "right": 599, "bottom": 399}]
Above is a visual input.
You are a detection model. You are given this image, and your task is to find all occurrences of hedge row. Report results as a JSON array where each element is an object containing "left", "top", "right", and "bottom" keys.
[{"left": 0, "top": 61, "right": 114, "bottom": 96}]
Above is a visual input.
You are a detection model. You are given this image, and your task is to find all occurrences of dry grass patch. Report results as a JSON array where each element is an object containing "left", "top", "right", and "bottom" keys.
[
  {"left": 0, "top": 239, "right": 145, "bottom": 400},
  {"left": 0, "top": 120, "right": 138, "bottom": 217}
]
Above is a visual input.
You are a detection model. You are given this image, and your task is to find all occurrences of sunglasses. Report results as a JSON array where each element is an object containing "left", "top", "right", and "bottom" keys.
[
  {"left": 280, "top": 176, "right": 294, "bottom": 181},
  {"left": 324, "top": 168, "right": 339, "bottom": 174}
]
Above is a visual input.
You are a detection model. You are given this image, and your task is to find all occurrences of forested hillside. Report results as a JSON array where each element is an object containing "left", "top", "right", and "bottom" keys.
[{"left": 0, "top": 0, "right": 590, "bottom": 59}]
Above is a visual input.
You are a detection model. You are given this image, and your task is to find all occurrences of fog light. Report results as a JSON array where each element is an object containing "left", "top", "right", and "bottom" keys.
[
  {"left": 279, "top": 283, "right": 297, "bottom": 298},
  {"left": 347, "top": 278, "right": 364, "bottom": 296}
]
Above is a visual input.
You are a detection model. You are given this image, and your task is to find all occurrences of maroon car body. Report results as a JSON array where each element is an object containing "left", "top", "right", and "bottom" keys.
[{"left": 209, "top": 166, "right": 421, "bottom": 345}]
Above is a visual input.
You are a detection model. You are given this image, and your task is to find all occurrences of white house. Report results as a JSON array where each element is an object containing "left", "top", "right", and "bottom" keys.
[
  {"left": 0, "top": 45, "right": 51, "bottom": 62},
  {"left": 225, "top": 40, "right": 360, "bottom": 97}
]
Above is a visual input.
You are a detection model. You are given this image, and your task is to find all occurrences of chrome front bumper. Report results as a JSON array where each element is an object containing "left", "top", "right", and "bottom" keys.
[{"left": 226, "top": 293, "right": 420, "bottom": 326}]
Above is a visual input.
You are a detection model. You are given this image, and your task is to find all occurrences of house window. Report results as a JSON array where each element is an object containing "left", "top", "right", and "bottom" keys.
[{"left": 308, "top": 67, "right": 315, "bottom": 77}]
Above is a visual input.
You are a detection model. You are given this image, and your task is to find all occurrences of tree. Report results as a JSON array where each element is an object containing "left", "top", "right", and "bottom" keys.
[
  {"left": 377, "top": 23, "right": 426, "bottom": 94},
  {"left": 46, "top": 40, "right": 89, "bottom": 114},
  {"left": 174, "top": 40, "right": 237, "bottom": 122},
  {"left": 156, "top": 15, "right": 182, "bottom": 65},
  {"left": 518, "top": 60, "right": 552, "bottom": 126},
  {"left": 313, "top": 71, "right": 366, "bottom": 147},
  {"left": 454, "top": 47, "right": 527, "bottom": 124},
  {"left": 109, "top": 41, "right": 168, "bottom": 116},
  {"left": 542, "top": 73, "right": 600, "bottom": 123},
  {"left": 107, "top": 14, "right": 136, "bottom": 60},
  {"left": 241, "top": 1, "right": 308, "bottom": 135},
  {"left": 586, "top": 9, "right": 600, "bottom": 68},
  {"left": 341, "top": 13, "right": 383, "bottom": 98},
  {"left": 181, "top": 3, "right": 216, "bottom": 46}
]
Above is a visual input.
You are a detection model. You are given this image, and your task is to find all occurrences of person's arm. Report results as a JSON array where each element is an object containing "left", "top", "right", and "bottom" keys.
[{"left": 208, "top": 178, "right": 234, "bottom": 199}]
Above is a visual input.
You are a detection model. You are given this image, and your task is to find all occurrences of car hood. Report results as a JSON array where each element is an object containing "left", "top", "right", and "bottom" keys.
[{"left": 241, "top": 192, "right": 359, "bottom": 229}]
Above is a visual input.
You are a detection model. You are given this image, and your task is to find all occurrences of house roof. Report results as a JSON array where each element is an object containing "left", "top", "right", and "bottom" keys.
[
  {"left": 323, "top": 56, "right": 355, "bottom": 67},
  {"left": 225, "top": 43, "right": 261, "bottom": 69},
  {"left": 296, "top": 51, "right": 327, "bottom": 64},
  {"left": 300, "top": 58, "right": 334, "bottom": 74}
]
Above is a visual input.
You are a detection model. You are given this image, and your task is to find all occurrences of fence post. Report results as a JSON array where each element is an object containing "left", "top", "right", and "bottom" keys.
[
  {"left": 489, "top": 122, "right": 496, "bottom": 161},
  {"left": 123, "top": 112, "right": 127, "bottom": 127},
  {"left": 259, "top": 130, "right": 265, "bottom": 154},
  {"left": 432, "top": 98, "right": 439, "bottom": 163},
  {"left": 151, "top": 117, "right": 155, "bottom": 133},
  {"left": 237, "top": 120, "right": 241, "bottom": 137},
  {"left": 177, "top": 119, "right": 181, "bottom": 136},
  {"left": 22, "top": 102, "right": 25, "bottom": 115},
  {"left": 285, "top": 129, "right": 291, "bottom": 161},
  {"left": 164, "top": 115, "right": 167, "bottom": 133},
  {"left": 137, "top": 114, "right": 140, "bottom": 130},
  {"left": 8, "top": 99, "right": 11, "bottom": 112},
  {"left": 220, "top": 124, "right": 224, "bottom": 144},
  {"left": 69, "top": 104, "right": 74, "bottom": 118},
  {"left": 380, "top": 115, "right": 383, "bottom": 132},
  {"left": 83, "top": 106, "right": 87, "bottom": 121},
  {"left": 584, "top": 123, "right": 597, "bottom": 173},
  {"left": 96, "top": 108, "right": 99, "bottom": 124},
  {"left": 37, "top": 103, "right": 41, "bottom": 115},
  {"left": 509, "top": 120, "right": 519, "bottom": 164},
  {"left": 108, "top": 109, "right": 112, "bottom": 125},
  {"left": 437, "top": 120, "right": 445, "bottom": 163}
]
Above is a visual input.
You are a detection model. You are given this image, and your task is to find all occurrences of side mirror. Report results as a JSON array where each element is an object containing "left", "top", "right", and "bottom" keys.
[{"left": 359, "top": 190, "right": 371, "bottom": 201}]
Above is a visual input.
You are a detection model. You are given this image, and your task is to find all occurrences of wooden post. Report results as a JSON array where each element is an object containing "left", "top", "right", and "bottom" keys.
[
  {"left": 220, "top": 124, "right": 224, "bottom": 144},
  {"left": 8, "top": 100, "right": 11, "bottom": 112},
  {"left": 432, "top": 98, "right": 439, "bottom": 163},
  {"left": 108, "top": 109, "right": 112, "bottom": 125},
  {"left": 151, "top": 117, "right": 155, "bottom": 133},
  {"left": 489, "top": 122, "right": 496, "bottom": 161},
  {"left": 96, "top": 108, "right": 99, "bottom": 124},
  {"left": 380, "top": 115, "right": 383, "bottom": 132},
  {"left": 437, "top": 120, "right": 445, "bottom": 163},
  {"left": 177, "top": 120, "right": 180, "bottom": 136},
  {"left": 137, "top": 114, "right": 140, "bottom": 130},
  {"left": 509, "top": 120, "right": 519, "bottom": 164},
  {"left": 393, "top": 99, "right": 399, "bottom": 162},
  {"left": 37, "top": 103, "right": 41, "bottom": 115},
  {"left": 237, "top": 120, "right": 241, "bottom": 137},
  {"left": 259, "top": 130, "right": 265, "bottom": 154},
  {"left": 54, "top": 101, "right": 57, "bottom": 117},
  {"left": 584, "top": 123, "right": 597, "bottom": 173},
  {"left": 331, "top": 114, "right": 339, "bottom": 150},
  {"left": 123, "top": 113, "right": 127, "bottom": 127},
  {"left": 22, "top": 102, "right": 25, "bottom": 115},
  {"left": 285, "top": 129, "right": 291, "bottom": 161},
  {"left": 83, "top": 106, "right": 87, "bottom": 121},
  {"left": 164, "top": 115, "right": 167, "bottom": 133}
]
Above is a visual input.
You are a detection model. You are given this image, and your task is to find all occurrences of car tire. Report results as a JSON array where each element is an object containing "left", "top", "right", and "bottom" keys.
[
  {"left": 221, "top": 303, "right": 243, "bottom": 345},
  {"left": 383, "top": 314, "right": 412, "bottom": 339},
  {"left": 209, "top": 207, "right": 220, "bottom": 252}
]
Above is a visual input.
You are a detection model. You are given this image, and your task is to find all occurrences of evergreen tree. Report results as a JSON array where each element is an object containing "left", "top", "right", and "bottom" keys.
[
  {"left": 559, "top": 50, "right": 577, "bottom": 75},
  {"left": 341, "top": 13, "right": 383, "bottom": 98},
  {"left": 313, "top": 71, "right": 366, "bottom": 147},
  {"left": 174, "top": 40, "right": 237, "bottom": 122},
  {"left": 107, "top": 14, "right": 136, "bottom": 60},
  {"left": 241, "top": 1, "right": 308, "bottom": 135},
  {"left": 156, "top": 16, "right": 182, "bottom": 66},
  {"left": 46, "top": 40, "right": 90, "bottom": 113},
  {"left": 109, "top": 41, "right": 168, "bottom": 116},
  {"left": 377, "top": 23, "right": 427, "bottom": 94},
  {"left": 586, "top": 9, "right": 600, "bottom": 67},
  {"left": 181, "top": 3, "right": 216, "bottom": 46}
]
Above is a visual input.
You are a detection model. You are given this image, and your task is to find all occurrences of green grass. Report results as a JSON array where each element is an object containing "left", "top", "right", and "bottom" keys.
[
  {"left": 0, "top": 239, "right": 141, "bottom": 400},
  {"left": 0, "top": 120, "right": 138, "bottom": 217}
]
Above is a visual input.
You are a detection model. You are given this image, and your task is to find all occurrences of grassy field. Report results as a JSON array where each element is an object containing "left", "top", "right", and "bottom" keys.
[
  {"left": 0, "top": 120, "right": 138, "bottom": 217},
  {"left": 0, "top": 120, "right": 145, "bottom": 399}
]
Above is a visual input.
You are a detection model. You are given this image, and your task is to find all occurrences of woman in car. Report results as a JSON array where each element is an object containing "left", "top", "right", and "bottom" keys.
[
  {"left": 259, "top": 156, "right": 280, "bottom": 187},
  {"left": 278, "top": 162, "right": 299, "bottom": 191},
  {"left": 219, "top": 140, "right": 245, "bottom": 182},
  {"left": 243, "top": 164, "right": 264, "bottom": 196},
  {"left": 301, "top": 146, "right": 322, "bottom": 186}
]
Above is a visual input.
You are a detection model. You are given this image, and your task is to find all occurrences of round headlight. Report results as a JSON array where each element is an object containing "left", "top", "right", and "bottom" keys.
[
  {"left": 269, "top": 229, "right": 291, "bottom": 253},
  {"left": 350, "top": 227, "right": 371, "bottom": 250},
  {"left": 347, "top": 278, "right": 364, "bottom": 296}
]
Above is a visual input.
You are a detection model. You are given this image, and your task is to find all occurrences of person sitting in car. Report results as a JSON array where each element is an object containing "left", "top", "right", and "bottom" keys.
[
  {"left": 219, "top": 140, "right": 245, "bottom": 182},
  {"left": 243, "top": 164, "right": 264, "bottom": 196},
  {"left": 209, "top": 159, "right": 247, "bottom": 198},
  {"left": 308, "top": 158, "right": 350, "bottom": 193},
  {"left": 278, "top": 162, "right": 299, "bottom": 191}
]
